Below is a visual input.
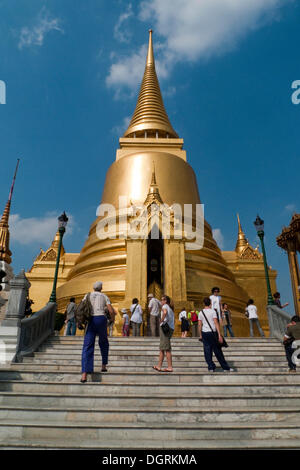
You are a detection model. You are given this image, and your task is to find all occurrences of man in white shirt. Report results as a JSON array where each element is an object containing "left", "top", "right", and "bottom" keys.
[
  {"left": 209, "top": 287, "right": 222, "bottom": 324},
  {"left": 198, "top": 297, "right": 233, "bottom": 372},
  {"left": 245, "top": 299, "right": 265, "bottom": 337},
  {"left": 80, "top": 281, "right": 115, "bottom": 383},
  {"left": 148, "top": 293, "right": 161, "bottom": 337}
]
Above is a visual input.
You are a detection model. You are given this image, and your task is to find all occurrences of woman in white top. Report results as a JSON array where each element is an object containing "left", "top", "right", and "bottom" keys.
[
  {"left": 130, "top": 298, "right": 143, "bottom": 337},
  {"left": 198, "top": 297, "right": 233, "bottom": 372},
  {"left": 245, "top": 299, "right": 265, "bottom": 337},
  {"left": 179, "top": 308, "right": 189, "bottom": 337},
  {"left": 153, "top": 295, "right": 174, "bottom": 372}
]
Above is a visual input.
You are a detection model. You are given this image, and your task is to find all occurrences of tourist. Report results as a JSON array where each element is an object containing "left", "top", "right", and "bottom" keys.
[
  {"left": 222, "top": 303, "right": 234, "bottom": 338},
  {"left": 121, "top": 308, "right": 130, "bottom": 337},
  {"left": 179, "top": 307, "right": 189, "bottom": 338},
  {"left": 188, "top": 309, "right": 199, "bottom": 337},
  {"left": 80, "top": 281, "right": 115, "bottom": 383},
  {"left": 198, "top": 297, "right": 233, "bottom": 372},
  {"left": 148, "top": 293, "right": 161, "bottom": 337},
  {"left": 245, "top": 299, "right": 265, "bottom": 338},
  {"left": 273, "top": 292, "right": 289, "bottom": 309},
  {"left": 283, "top": 315, "right": 300, "bottom": 372},
  {"left": 210, "top": 287, "right": 222, "bottom": 325},
  {"left": 65, "top": 297, "right": 77, "bottom": 336},
  {"left": 153, "top": 295, "right": 175, "bottom": 372},
  {"left": 106, "top": 306, "right": 116, "bottom": 337},
  {"left": 130, "top": 298, "right": 143, "bottom": 336}
]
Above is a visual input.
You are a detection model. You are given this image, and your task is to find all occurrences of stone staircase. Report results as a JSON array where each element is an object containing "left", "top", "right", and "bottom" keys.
[{"left": 0, "top": 336, "right": 300, "bottom": 449}]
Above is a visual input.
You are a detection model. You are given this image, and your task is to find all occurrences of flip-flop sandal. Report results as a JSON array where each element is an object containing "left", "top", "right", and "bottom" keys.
[
  {"left": 152, "top": 366, "right": 162, "bottom": 372},
  {"left": 101, "top": 367, "right": 108, "bottom": 372},
  {"left": 163, "top": 369, "right": 173, "bottom": 372}
]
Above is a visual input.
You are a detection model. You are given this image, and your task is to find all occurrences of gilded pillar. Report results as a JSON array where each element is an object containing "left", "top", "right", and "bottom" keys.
[
  {"left": 164, "top": 239, "right": 187, "bottom": 302},
  {"left": 123, "top": 238, "right": 147, "bottom": 306},
  {"left": 287, "top": 241, "right": 300, "bottom": 316}
]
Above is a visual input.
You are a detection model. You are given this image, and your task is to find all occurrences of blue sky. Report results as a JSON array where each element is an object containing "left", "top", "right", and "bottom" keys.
[{"left": 0, "top": 0, "right": 299, "bottom": 311}]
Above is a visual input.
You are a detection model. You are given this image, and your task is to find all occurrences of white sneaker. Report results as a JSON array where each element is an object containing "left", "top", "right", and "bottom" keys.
[
  {"left": 209, "top": 369, "right": 215, "bottom": 373},
  {"left": 223, "top": 368, "right": 235, "bottom": 372}
]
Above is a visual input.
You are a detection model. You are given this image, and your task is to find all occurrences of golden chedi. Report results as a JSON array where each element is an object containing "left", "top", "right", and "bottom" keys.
[{"left": 27, "top": 31, "right": 277, "bottom": 336}]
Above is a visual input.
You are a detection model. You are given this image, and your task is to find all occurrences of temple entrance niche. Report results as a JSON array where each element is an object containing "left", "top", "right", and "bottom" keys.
[{"left": 147, "top": 224, "right": 164, "bottom": 300}]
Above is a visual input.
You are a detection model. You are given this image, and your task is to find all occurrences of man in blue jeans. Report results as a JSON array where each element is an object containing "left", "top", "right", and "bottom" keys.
[
  {"left": 198, "top": 297, "right": 234, "bottom": 372},
  {"left": 80, "top": 281, "right": 115, "bottom": 383}
]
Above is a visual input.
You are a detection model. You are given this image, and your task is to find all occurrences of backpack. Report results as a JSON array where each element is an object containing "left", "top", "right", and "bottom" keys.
[
  {"left": 75, "top": 293, "right": 93, "bottom": 329},
  {"left": 191, "top": 311, "right": 198, "bottom": 323}
]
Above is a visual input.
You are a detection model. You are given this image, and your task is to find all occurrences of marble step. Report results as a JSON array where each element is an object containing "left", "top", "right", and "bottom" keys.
[
  {"left": 1, "top": 437, "right": 300, "bottom": 449},
  {"left": 1, "top": 393, "right": 300, "bottom": 409},
  {"left": 47, "top": 337, "right": 280, "bottom": 343},
  {"left": 1, "top": 420, "right": 300, "bottom": 442},
  {"left": 21, "top": 357, "right": 288, "bottom": 367},
  {"left": 1, "top": 380, "right": 299, "bottom": 394},
  {"left": 35, "top": 349, "right": 285, "bottom": 359},
  {"left": 0, "top": 370, "right": 299, "bottom": 384},
  {"left": 1, "top": 406, "right": 300, "bottom": 423},
  {"left": 7, "top": 363, "right": 289, "bottom": 373},
  {"left": 38, "top": 342, "right": 284, "bottom": 350}
]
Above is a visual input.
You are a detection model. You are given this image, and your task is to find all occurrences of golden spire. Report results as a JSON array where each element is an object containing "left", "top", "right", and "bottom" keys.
[
  {"left": 0, "top": 160, "right": 20, "bottom": 265},
  {"left": 51, "top": 231, "right": 65, "bottom": 256},
  {"left": 123, "top": 30, "right": 178, "bottom": 139},
  {"left": 0, "top": 200, "right": 12, "bottom": 264},
  {"left": 235, "top": 213, "right": 249, "bottom": 255},
  {"left": 144, "top": 162, "right": 163, "bottom": 206}
]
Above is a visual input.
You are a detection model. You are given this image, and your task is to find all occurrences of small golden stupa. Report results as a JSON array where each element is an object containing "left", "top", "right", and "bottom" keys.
[{"left": 26, "top": 31, "right": 277, "bottom": 336}]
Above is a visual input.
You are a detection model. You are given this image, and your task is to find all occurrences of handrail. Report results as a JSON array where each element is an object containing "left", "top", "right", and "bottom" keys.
[
  {"left": 13, "top": 302, "right": 57, "bottom": 362},
  {"left": 267, "top": 304, "right": 292, "bottom": 341}
]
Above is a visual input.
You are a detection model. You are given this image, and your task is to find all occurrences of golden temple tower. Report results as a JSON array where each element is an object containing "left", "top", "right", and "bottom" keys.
[
  {"left": 53, "top": 30, "right": 265, "bottom": 335},
  {"left": 0, "top": 159, "right": 20, "bottom": 292}
]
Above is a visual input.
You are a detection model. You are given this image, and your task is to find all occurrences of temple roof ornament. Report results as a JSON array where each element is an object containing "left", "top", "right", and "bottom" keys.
[
  {"left": 235, "top": 214, "right": 262, "bottom": 260},
  {"left": 143, "top": 162, "right": 163, "bottom": 207},
  {"left": 123, "top": 30, "right": 178, "bottom": 139},
  {"left": 277, "top": 213, "right": 300, "bottom": 252},
  {"left": 40, "top": 231, "right": 65, "bottom": 262},
  {"left": 0, "top": 159, "right": 20, "bottom": 265},
  {"left": 235, "top": 213, "right": 248, "bottom": 255}
]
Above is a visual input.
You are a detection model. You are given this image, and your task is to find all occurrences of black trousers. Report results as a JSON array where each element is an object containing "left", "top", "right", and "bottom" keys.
[{"left": 202, "top": 331, "right": 230, "bottom": 371}]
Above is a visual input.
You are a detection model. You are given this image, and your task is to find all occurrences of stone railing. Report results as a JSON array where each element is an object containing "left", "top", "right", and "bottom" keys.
[
  {"left": 267, "top": 304, "right": 292, "bottom": 341},
  {"left": 14, "top": 302, "right": 57, "bottom": 362}
]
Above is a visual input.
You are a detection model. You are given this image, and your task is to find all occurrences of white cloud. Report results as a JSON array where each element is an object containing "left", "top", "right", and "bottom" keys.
[
  {"left": 212, "top": 228, "right": 224, "bottom": 249},
  {"left": 106, "top": 43, "right": 169, "bottom": 96},
  {"left": 139, "top": 0, "right": 285, "bottom": 61},
  {"left": 112, "top": 115, "right": 131, "bottom": 136},
  {"left": 18, "top": 7, "right": 63, "bottom": 50},
  {"left": 107, "top": 0, "right": 290, "bottom": 95},
  {"left": 285, "top": 204, "right": 297, "bottom": 213},
  {"left": 106, "top": 44, "right": 147, "bottom": 93},
  {"left": 114, "top": 3, "right": 133, "bottom": 43},
  {"left": 9, "top": 212, "right": 75, "bottom": 246}
]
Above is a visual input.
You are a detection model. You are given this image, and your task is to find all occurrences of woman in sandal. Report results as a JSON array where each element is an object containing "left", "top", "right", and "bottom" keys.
[{"left": 153, "top": 295, "right": 174, "bottom": 372}]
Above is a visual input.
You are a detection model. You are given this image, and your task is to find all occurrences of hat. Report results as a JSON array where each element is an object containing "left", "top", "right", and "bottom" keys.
[
  {"left": 121, "top": 308, "right": 127, "bottom": 313},
  {"left": 93, "top": 281, "right": 103, "bottom": 291},
  {"left": 147, "top": 293, "right": 154, "bottom": 298}
]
